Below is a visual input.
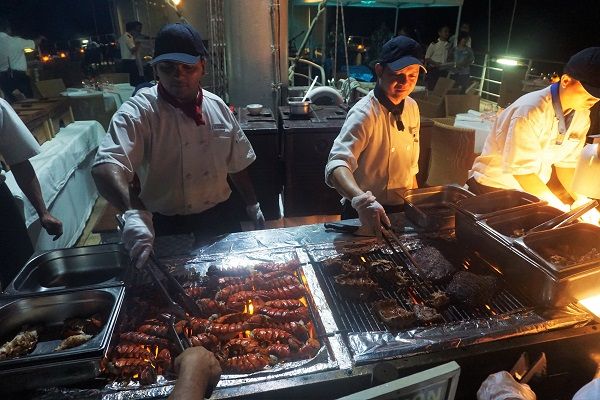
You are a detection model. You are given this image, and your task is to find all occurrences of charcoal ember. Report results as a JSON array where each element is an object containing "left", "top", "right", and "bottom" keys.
[
  {"left": 425, "top": 290, "right": 451, "bottom": 310},
  {"left": 445, "top": 271, "right": 498, "bottom": 306},
  {"left": 369, "top": 259, "right": 408, "bottom": 287},
  {"left": 334, "top": 274, "right": 378, "bottom": 300},
  {"left": 412, "top": 246, "right": 456, "bottom": 283},
  {"left": 413, "top": 304, "right": 443, "bottom": 324},
  {"left": 372, "top": 300, "right": 416, "bottom": 329}
]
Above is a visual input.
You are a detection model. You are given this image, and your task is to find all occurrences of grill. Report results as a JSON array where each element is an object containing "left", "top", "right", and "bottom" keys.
[{"left": 314, "top": 234, "right": 531, "bottom": 335}]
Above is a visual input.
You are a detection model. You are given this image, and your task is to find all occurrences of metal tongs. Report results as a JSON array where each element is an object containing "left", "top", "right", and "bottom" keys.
[
  {"left": 510, "top": 352, "right": 547, "bottom": 384},
  {"left": 527, "top": 200, "right": 598, "bottom": 234}
]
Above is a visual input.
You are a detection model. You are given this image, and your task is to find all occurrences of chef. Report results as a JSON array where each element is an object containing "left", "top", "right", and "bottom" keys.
[
  {"left": 325, "top": 36, "right": 425, "bottom": 235},
  {"left": 467, "top": 47, "right": 600, "bottom": 215},
  {"left": 92, "top": 23, "right": 264, "bottom": 269},
  {"left": 0, "top": 98, "right": 62, "bottom": 289}
]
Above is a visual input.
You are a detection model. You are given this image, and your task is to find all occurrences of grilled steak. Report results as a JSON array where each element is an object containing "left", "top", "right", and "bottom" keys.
[
  {"left": 413, "top": 304, "right": 443, "bottom": 324},
  {"left": 322, "top": 256, "right": 366, "bottom": 276},
  {"left": 334, "top": 274, "right": 378, "bottom": 300},
  {"left": 412, "top": 246, "right": 456, "bottom": 283},
  {"left": 369, "top": 259, "right": 408, "bottom": 287},
  {"left": 426, "top": 290, "right": 451, "bottom": 310},
  {"left": 446, "top": 271, "right": 498, "bottom": 306},
  {"left": 373, "top": 300, "right": 416, "bottom": 329}
]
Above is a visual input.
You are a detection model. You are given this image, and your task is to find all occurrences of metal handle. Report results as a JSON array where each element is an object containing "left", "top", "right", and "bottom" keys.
[
  {"left": 527, "top": 200, "right": 598, "bottom": 234},
  {"left": 324, "top": 222, "right": 360, "bottom": 233}
]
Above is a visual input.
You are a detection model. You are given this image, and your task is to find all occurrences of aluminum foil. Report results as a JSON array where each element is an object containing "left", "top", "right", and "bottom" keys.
[{"left": 347, "top": 306, "right": 592, "bottom": 364}]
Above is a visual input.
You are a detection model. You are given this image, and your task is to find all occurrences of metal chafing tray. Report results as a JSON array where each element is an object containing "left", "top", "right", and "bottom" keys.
[
  {"left": 455, "top": 189, "right": 543, "bottom": 221},
  {"left": 402, "top": 184, "right": 474, "bottom": 230},
  {"left": 4, "top": 244, "right": 128, "bottom": 296},
  {"left": 0, "top": 286, "right": 124, "bottom": 392}
]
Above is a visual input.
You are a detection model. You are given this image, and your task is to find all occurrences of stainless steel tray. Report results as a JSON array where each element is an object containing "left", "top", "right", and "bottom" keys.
[
  {"left": 455, "top": 189, "right": 543, "bottom": 221},
  {"left": 4, "top": 243, "right": 128, "bottom": 296},
  {"left": 0, "top": 286, "right": 124, "bottom": 392},
  {"left": 402, "top": 184, "right": 474, "bottom": 230}
]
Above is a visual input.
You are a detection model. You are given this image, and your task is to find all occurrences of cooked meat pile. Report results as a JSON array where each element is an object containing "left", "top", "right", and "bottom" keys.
[
  {"left": 102, "top": 259, "right": 321, "bottom": 385},
  {"left": 413, "top": 304, "right": 443, "bottom": 324},
  {"left": 446, "top": 271, "right": 498, "bottom": 306},
  {"left": 373, "top": 300, "right": 416, "bottom": 329},
  {"left": 548, "top": 247, "right": 600, "bottom": 267},
  {"left": 426, "top": 291, "right": 451, "bottom": 309},
  {"left": 411, "top": 246, "right": 456, "bottom": 282},
  {"left": 0, "top": 329, "right": 38, "bottom": 360}
]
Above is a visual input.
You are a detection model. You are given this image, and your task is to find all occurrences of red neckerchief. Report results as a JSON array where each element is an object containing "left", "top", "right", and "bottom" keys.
[{"left": 158, "top": 82, "right": 205, "bottom": 126}]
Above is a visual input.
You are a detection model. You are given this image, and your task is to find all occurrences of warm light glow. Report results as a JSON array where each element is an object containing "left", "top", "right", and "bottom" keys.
[
  {"left": 41, "top": 55, "right": 51, "bottom": 62},
  {"left": 82, "top": 39, "right": 89, "bottom": 44},
  {"left": 79, "top": 48, "right": 85, "bottom": 54},
  {"left": 248, "top": 300, "right": 254, "bottom": 315},
  {"left": 59, "top": 52, "right": 67, "bottom": 58},
  {"left": 497, "top": 58, "right": 520, "bottom": 66},
  {"left": 357, "top": 44, "right": 364, "bottom": 51},
  {"left": 24, "top": 48, "right": 35, "bottom": 53},
  {"left": 360, "top": 256, "right": 366, "bottom": 263},
  {"left": 171, "top": 0, "right": 181, "bottom": 5},
  {"left": 580, "top": 294, "right": 600, "bottom": 318}
]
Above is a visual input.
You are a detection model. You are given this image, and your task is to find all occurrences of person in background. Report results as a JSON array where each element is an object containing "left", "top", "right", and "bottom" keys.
[
  {"left": 424, "top": 25, "right": 451, "bottom": 90},
  {"left": 449, "top": 22, "right": 471, "bottom": 48},
  {"left": 467, "top": 47, "right": 600, "bottom": 222},
  {"left": 168, "top": 346, "right": 221, "bottom": 400},
  {"left": 325, "top": 36, "right": 425, "bottom": 235},
  {"left": 0, "top": 98, "right": 62, "bottom": 289},
  {"left": 450, "top": 31, "right": 474, "bottom": 94},
  {"left": 119, "top": 21, "right": 143, "bottom": 86},
  {"left": 0, "top": 17, "right": 43, "bottom": 103},
  {"left": 93, "top": 23, "right": 264, "bottom": 270}
]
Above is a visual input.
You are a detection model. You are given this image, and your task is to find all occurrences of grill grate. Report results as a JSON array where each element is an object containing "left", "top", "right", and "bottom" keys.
[{"left": 313, "top": 236, "right": 533, "bottom": 334}]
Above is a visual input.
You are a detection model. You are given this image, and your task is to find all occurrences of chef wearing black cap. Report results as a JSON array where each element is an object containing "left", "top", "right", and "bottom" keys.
[
  {"left": 325, "top": 36, "right": 426, "bottom": 235},
  {"left": 467, "top": 47, "right": 600, "bottom": 218},
  {"left": 92, "top": 23, "right": 264, "bottom": 269}
]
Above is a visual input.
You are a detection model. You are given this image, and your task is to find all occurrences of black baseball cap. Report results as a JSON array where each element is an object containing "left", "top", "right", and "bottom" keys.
[
  {"left": 379, "top": 36, "right": 426, "bottom": 73},
  {"left": 564, "top": 47, "right": 600, "bottom": 98},
  {"left": 150, "top": 23, "right": 208, "bottom": 65}
]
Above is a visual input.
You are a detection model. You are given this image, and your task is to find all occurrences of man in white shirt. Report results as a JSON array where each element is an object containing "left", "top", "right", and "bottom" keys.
[
  {"left": 467, "top": 47, "right": 600, "bottom": 213},
  {"left": 424, "top": 25, "right": 451, "bottom": 91},
  {"left": 325, "top": 36, "right": 425, "bottom": 235},
  {"left": 93, "top": 23, "right": 264, "bottom": 269},
  {"left": 0, "top": 98, "right": 62, "bottom": 289},
  {"left": 118, "top": 21, "right": 143, "bottom": 86},
  {"left": 0, "top": 17, "right": 41, "bottom": 102}
]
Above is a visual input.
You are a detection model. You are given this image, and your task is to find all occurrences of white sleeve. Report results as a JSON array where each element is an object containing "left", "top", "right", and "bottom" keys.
[
  {"left": 224, "top": 107, "right": 256, "bottom": 173},
  {"left": 0, "top": 98, "right": 40, "bottom": 165},
  {"left": 425, "top": 43, "right": 435, "bottom": 59},
  {"left": 125, "top": 34, "right": 136, "bottom": 51}
]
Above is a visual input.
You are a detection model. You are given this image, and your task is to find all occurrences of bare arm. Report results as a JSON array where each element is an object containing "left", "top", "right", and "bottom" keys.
[
  {"left": 168, "top": 347, "right": 221, "bottom": 400},
  {"left": 91, "top": 163, "right": 145, "bottom": 213},
  {"left": 228, "top": 168, "right": 258, "bottom": 206},
  {"left": 11, "top": 160, "right": 62, "bottom": 239},
  {"left": 555, "top": 166, "right": 581, "bottom": 202},
  {"left": 330, "top": 166, "right": 365, "bottom": 199},
  {"left": 514, "top": 173, "right": 568, "bottom": 210}
]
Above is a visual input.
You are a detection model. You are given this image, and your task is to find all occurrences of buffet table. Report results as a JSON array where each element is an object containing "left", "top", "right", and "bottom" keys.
[
  {"left": 4, "top": 121, "right": 106, "bottom": 251},
  {"left": 453, "top": 111, "right": 494, "bottom": 153}
]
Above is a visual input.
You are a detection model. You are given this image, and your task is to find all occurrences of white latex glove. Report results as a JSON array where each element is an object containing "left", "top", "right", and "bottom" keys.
[
  {"left": 573, "top": 378, "right": 600, "bottom": 400},
  {"left": 122, "top": 209, "right": 155, "bottom": 270},
  {"left": 246, "top": 202, "right": 266, "bottom": 230},
  {"left": 477, "top": 371, "right": 536, "bottom": 400},
  {"left": 571, "top": 197, "right": 600, "bottom": 225},
  {"left": 351, "top": 191, "right": 391, "bottom": 236}
]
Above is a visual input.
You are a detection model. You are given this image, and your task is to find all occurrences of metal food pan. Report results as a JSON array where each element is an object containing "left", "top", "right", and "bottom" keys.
[
  {"left": 480, "top": 205, "right": 565, "bottom": 246},
  {"left": 455, "top": 189, "right": 543, "bottom": 221},
  {"left": 402, "top": 184, "right": 474, "bottom": 230},
  {"left": 0, "top": 286, "right": 124, "bottom": 392},
  {"left": 4, "top": 243, "right": 128, "bottom": 295}
]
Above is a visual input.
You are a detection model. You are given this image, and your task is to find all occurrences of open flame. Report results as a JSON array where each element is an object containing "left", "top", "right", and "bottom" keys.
[{"left": 579, "top": 294, "right": 600, "bottom": 318}]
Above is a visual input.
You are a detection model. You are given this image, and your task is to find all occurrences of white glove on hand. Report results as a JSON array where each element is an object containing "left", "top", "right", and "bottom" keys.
[
  {"left": 351, "top": 191, "right": 391, "bottom": 236},
  {"left": 246, "top": 203, "right": 266, "bottom": 230},
  {"left": 477, "top": 371, "right": 536, "bottom": 400},
  {"left": 122, "top": 209, "right": 155, "bottom": 270}
]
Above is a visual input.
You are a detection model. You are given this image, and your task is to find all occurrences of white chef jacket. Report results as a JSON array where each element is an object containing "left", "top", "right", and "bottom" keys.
[
  {"left": 325, "top": 91, "right": 420, "bottom": 206},
  {"left": 469, "top": 85, "right": 590, "bottom": 190},
  {"left": 119, "top": 32, "right": 136, "bottom": 60},
  {"left": 0, "top": 32, "right": 35, "bottom": 72},
  {"left": 425, "top": 39, "right": 450, "bottom": 64},
  {"left": 94, "top": 85, "right": 256, "bottom": 216},
  {"left": 0, "top": 98, "right": 40, "bottom": 183}
]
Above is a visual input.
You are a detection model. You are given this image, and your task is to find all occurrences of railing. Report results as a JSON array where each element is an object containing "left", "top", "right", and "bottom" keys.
[{"left": 288, "top": 57, "right": 326, "bottom": 87}]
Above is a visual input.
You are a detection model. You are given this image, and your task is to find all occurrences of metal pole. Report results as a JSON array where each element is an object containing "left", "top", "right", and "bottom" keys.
[
  {"left": 506, "top": 0, "right": 518, "bottom": 54},
  {"left": 487, "top": 0, "right": 491, "bottom": 53},
  {"left": 478, "top": 53, "right": 488, "bottom": 97},
  {"left": 394, "top": 5, "right": 399, "bottom": 36},
  {"left": 453, "top": 4, "right": 462, "bottom": 47}
]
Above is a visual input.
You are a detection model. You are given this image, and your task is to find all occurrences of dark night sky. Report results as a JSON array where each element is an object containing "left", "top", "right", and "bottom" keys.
[{"left": 1, "top": 0, "right": 599, "bottom": 63}]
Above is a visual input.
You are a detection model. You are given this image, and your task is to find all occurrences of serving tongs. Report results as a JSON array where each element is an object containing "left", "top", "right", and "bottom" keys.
[
  {"left": 526, "top": 200, "right": 598, "bottom": 234},
  {"left": 510, "top": 351, "right": 547, "bottom": 384}
]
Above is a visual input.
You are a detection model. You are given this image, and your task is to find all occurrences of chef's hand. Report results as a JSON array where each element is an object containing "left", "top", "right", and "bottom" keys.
[
  {"left": 246, "top": 202, "right": 266, "bottom": 230},
  {"left": 39, "top": 211, "right": 63, "bottom": 241},
  {"left": 122, "top": 209, "right": 154, "bottom": 270},
  {"left": 169, "top": 346, "right": 222, "bottom": 400},
  {"left": 477, "top": 371, "right": 536, "bottom": 400},
  {"left": 351, "top": 191, "right": 391, "bottom": 236}
]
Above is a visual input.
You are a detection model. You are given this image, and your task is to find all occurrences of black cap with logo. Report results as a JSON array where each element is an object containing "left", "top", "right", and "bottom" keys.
[
  {"left": 379, "top": 36, "right": 426, "bottom": 73},
  {"left": 150, "top": 23, "right": 208, "bottom": 65},
  {"left": 564, "top": 47, "right": 600, "bottom": 98}
]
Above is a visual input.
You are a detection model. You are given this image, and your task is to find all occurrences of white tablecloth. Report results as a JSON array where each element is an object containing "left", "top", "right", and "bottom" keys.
[
  {"left": 60, "top": 84, "right": 134, "bottom": 111},
  {"left": 454, "top": 111, "right": 494, "bottom": 153},
  {"left": 5, "top": 121, "right": 106, "bottom": 250}
]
